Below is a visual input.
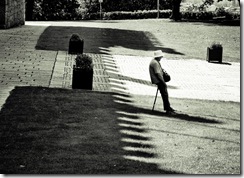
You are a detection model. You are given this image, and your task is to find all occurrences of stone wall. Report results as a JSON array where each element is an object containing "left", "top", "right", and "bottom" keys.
[
  {"left": 0, "top": 0, "right": 5, "bottom": 27},
  {"left": 0, "top": 0, "right": 25, "bottom": 29}
]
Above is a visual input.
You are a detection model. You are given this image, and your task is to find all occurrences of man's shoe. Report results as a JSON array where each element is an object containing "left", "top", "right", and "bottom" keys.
[
  {"left": 166, "top": 107, "right": 175, "bottom": 112},
  {"left": 166, "top": 110, "right": 176, "bottom": 115}
]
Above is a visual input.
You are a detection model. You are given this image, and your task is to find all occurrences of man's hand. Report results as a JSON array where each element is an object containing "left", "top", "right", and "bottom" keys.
[{"left": 156, "top": 73, "right": 166, "bottom": 86}]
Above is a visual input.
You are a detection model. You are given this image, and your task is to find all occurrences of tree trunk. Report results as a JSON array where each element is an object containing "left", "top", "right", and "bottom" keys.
[
  {"left": 170, "top": 0, "right": 182, "bottom": 21},
  {"left": 26, "top": 0, "right": 35, "bottom": 20}
]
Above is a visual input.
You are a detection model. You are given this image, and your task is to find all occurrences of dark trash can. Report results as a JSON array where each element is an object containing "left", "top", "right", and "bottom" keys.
[
  {"left": 72, "top": 67, "right": 93, "bottom": 90},
  {"left": 207, "top": 47, "right": 223, "bottom": 63},
  {"left": 72, "top": 54, "right": 93, "bottom": 90}
]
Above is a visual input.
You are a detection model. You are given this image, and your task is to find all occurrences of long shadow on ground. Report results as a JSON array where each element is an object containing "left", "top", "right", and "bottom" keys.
[
  {"left": 0, "top": 86, "right": 226, "bottom": 174},
  {"left": 0, "top": 86, "right": 182, "bottom": 174},
  {"left": 35, "top": 26, "right": 184, "bottom": 56}
]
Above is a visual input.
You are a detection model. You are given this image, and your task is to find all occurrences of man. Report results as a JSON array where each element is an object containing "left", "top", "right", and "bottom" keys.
[{"left": 149, "top": 50, "right": 175, "bottom": 114}]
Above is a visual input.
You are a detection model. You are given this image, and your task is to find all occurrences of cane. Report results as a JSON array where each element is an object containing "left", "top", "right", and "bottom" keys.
[{"left": 152, "top": 88, "right": 159, "bottom": 111}]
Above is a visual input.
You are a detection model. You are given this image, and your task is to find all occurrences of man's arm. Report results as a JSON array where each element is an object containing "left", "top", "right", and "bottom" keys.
[
  {"left": 156, "top": 73, "right": 167, "bottom": 86},
  {"left": 153, "top": 62, "right": 167, "bottom": 86}
]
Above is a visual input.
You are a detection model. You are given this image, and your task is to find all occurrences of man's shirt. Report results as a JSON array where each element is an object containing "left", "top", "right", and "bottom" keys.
[{"left": 149, "top": 58, "right": 163, "bottom": 84}]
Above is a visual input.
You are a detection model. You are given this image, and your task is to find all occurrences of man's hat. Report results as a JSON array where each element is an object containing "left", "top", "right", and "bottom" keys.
[{"left": 154, "top": 50, "right": 164, "bottom": 58}]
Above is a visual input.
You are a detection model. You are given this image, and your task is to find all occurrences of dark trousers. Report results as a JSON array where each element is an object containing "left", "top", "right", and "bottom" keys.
[{"left": 157, "top": 82, "right": 171, "bottom": 111}]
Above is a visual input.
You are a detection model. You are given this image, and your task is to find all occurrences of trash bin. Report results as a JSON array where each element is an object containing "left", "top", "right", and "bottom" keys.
[{"left": 207, "top": 47, "right": 223, "bottom": 63}]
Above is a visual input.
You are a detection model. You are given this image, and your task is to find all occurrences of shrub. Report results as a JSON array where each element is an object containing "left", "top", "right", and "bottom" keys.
[
  {"left": 101, "top": 10, "right": 171, "bottom": 20},
  {"left": 30, "top": 0, "right": 172, "bottom": 20},
  {"left": 210, "top": 42, "right": 222, "bottom": 49},
  {"left": 214, "top": 7, "right": 240, "bottom": 20},
  {"left": 70, "top": 33, "right": 80, "bottom": 41},
  {"left": 181, "top": 8, "right": 240, "bottom": 21},
  {"left": 31, "top": 0, "right": 80, "bottom": 20},
  {"left": 215, "top": 7, "right": 226, "bottom": 17},
  {"left": 75, "top": 54, "right": 93, "bottom": 71}
]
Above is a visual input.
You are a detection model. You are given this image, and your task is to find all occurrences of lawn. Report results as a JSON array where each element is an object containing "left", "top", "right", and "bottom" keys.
[
  {"left": 35, "top": 19, "right": 240, "bottom": 62},
  {"left": 0, "top": 86, "right": 240, "bottom": 174}
]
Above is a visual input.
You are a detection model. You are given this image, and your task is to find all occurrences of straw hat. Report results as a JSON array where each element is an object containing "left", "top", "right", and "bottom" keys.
[{"left": 154, "top": 50, "right": 164, "bottom": 58}]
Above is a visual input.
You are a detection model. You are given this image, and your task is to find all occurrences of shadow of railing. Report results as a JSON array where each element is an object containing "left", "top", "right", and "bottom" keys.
[
  {"left": 0, "top": 86, "right": 237, "bottom": 174},
  {"left": 0, "top": 86, "right": 181, "bottom": 174},
  {"left": 100, "top": 54, "right": 178, "bottom": 91}
]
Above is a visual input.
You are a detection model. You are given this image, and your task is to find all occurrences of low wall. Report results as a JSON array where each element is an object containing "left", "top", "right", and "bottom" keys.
[{"left": 0, "top": 0, "right": 25, "bottom": 29}]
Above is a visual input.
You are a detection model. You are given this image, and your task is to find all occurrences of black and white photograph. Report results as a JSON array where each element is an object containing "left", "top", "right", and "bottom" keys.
[{"left": 0, "top": 0, "right": 241, "bottom": 175}]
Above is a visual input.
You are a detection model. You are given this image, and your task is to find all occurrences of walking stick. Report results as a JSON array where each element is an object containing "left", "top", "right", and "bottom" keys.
[{"left": 152, "top": 88, "right": 159, "bottom": 111}]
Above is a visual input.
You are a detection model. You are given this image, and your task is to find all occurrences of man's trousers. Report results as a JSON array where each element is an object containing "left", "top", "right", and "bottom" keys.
[{"left": 156, "top": 82, "right": 171, "bottom": 111}]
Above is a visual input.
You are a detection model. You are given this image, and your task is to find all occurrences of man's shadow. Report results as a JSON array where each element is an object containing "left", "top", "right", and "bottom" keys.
[
  {"left": 150, "top": 109, "right": 221, "bottom": 124},
  {"left": 114, "top": 93, "right": 222, "bottom": 124}
]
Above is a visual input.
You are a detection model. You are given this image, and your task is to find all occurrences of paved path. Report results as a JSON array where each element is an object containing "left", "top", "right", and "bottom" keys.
[
  {"left": 51, "top": 52, "right": 240, "bottom": 102},
  {"left": 0, "top": 24, "right": 57, "bottom": 108},
  {"left": 0, "top": 21, "right": 240, "bottom": 110},
  {"left": 111, "top": 55, "right": 240, "bottom": 102}
]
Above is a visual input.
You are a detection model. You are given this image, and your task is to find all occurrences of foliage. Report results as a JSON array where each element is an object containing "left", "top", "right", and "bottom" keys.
[
  {"left": 215, "top": 6, "right": 227, "bottom": 16},
  {"left": 27, "top": 0, "right": 240, "bottom": 21},
  {"left": 203, "top": 0, "right": 240, "bottom": 6},
  {"left": 75, "top": 54, "right": 93, "bottom": 71},
  {"left": 70, "top": 33, "right": 81, "bottom": 41},
  {"left": 201, "top": 0, "right": 215, "bottom": 9},
  {"left": 181, "top": 11, "right": 214, "bottom": 20},
  {"left": 180, "top": 6, "right": 240, "bottom": 21},
  {"left": 83, "top": 8, "right": 239, "bottom": 21},
  {"left": 210, "top": 42, "right": 222, "bottom": 49},
  {"left": 85, "top": 10, "right": 172, "bottom": 20},
  {"left": 28, "top": 0, "right": 173, "bottom": 20},
  {"left": 31, "top": 0, "right": 81, "bottom": 20},
  {"left": 85, "top": 0, "right": 172, "bottom": 13}
]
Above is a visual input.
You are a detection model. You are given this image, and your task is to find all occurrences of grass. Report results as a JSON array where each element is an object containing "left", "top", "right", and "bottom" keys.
[
  {"left": 34, "top": 19, "right": 240, "bottom": 62},
  {"left": 0, "top": 86, "right": 240, "bottom": 174}
]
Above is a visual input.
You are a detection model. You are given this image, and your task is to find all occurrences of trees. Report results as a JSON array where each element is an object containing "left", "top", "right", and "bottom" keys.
[
  {"left": 202, "top": 0, "right": 240, "bottom": 7},
  {"left": 85, "top": 0, "right": 172, "bottom": 13},
  {"left": 26, "top": 0, "right": 173, "bottom": 20},
  {"left": 41, "top": 0, "right": 79, "bottom": 20},
  {"left": 25, "top": 0, "right": 240, "bottom": 21},
  {"left": 170, "top": 0, "right": 240, "bottom": 21},
  {"left": 25, "top": 0, "right": 35, "bottom": 20},
  {"left": 170, "top": 0, "right": 182, "bottom": 21},
  {"left": 25, "top": 0, "right": 80, "bottom": 20}
]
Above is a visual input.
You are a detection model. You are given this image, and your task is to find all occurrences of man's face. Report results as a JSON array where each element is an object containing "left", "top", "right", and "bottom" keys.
[{"left": 155, "top": 57, "right": 162, "bottom": 61}]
